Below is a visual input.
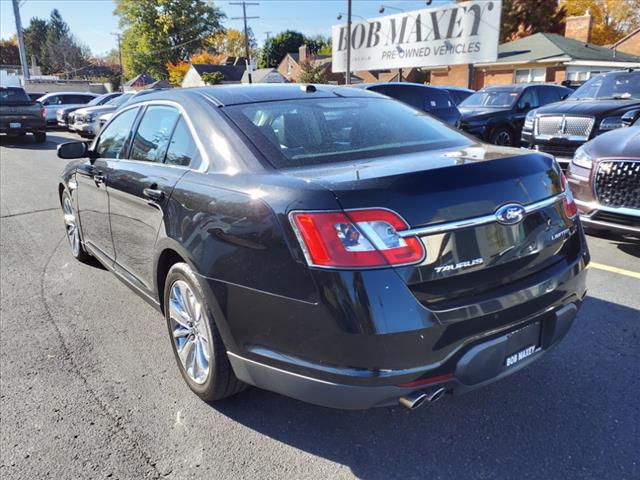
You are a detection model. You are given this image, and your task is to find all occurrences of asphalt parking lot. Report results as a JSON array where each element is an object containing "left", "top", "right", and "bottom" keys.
[{"left": 1, "top": 132, "right": 639, "bottom": 480}]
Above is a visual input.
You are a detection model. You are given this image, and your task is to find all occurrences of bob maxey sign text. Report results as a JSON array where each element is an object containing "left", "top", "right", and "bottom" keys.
[{"left": 332, "top": 0, "right": 501, "bottom": 73}]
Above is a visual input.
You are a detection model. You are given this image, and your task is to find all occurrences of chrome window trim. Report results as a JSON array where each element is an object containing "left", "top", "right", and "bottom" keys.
[
  {"left": 94, "top": 99, "right": 209, "bottom": 172},
  {"left": 398, "top": 193, "right": 565, "bottom": 238}
]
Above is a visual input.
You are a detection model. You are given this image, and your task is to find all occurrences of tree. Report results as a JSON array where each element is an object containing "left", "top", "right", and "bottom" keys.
[
  {"left": 23, "top": 17, "right": 48, "bottom": 69},
  {"left": 201, "top": 71, "right": 225, "bottom": 85},
  {"left": 561, "top": 0, "right": 640, "bottom": 45},
  {"left": 500, "top": 0, "right": 565, "bottom": 42},
  {"left": 114, "top": 0, "right": 225, "bottom": 79},
  {"left": 0, "top": 38, "right": 20, "bottom": 65},
  {"left": 166, "top": 50, "right": 225, "bottom": 86},
  {"left": 296, "top": 60, "right": 327, "bottom": 84},
  {"left": 206, "top": 28, "right": 257, "bottom": 58},
  {"left": 258, "top": 30, "right": 306, "bottom": 68}
]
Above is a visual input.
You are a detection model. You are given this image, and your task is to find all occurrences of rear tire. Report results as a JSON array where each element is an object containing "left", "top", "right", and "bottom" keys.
[
  {"left": 490, "top": 126, "right": 514, "bottom": 146},
  {"left": 34, "top": 132, "right": 46, "bottom": 143},
  {"left": 164, "top": 262, "right": 246, "bottom": 401}
]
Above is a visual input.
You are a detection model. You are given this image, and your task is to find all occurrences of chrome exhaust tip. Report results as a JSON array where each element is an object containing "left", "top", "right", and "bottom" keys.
[
  {"left": 399, "top": 387, "right": 447, "bottom": 410},
  {"left": 398, "top": 391, "right": 428, "bottom": 410},
  {"left": 425, "top": 387, "right": 446, "bottom": 403}
]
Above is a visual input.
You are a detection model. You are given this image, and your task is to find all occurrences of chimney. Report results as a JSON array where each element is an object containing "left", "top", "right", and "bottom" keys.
[
  {"left": 565, "top": 13, "right": 593, "bottom": 43},
  {"left": 299, "top": 44, "right": 310, "bottom": 64}
]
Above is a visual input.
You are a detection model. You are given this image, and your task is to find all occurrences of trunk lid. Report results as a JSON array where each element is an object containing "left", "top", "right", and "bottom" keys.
[{"left": 284, "top": 144, "right": 580, "bottom": 309}]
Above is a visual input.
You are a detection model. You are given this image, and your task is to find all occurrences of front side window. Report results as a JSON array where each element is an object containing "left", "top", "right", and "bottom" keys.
[
  {"left": 517, "top": 88, "right": 539, "bottom": 109},
  {"left": 130, "top": 105, "right": 180, "bottom": 163},
  {"left": 164, "top": 118, "right": 199, "bottom": 167},
  {"left": 43, "top": 95, "right": 60, "bottom": 105},
  {"left": 225, "top": 97, "right": 470, "bottom": 168},
  {"left": 95, "top": 107, "right": 140, "bottom": 159}
]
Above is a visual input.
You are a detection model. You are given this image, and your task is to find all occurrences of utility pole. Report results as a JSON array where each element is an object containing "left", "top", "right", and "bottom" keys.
[
  {"left": 265, "top": 31, "right": 271, "bottom": 68},
  {"left": 346, "top": 0, "right": 352, "bottom": 85},
  {"left": 110, "top": 33, "right": 125, "bottom": 92},
  {"left": 231, "top": 1, "right": 259, "bottom": 84},
  {"left": 11, "top": 0, "right": 30, "bottom": 81}
]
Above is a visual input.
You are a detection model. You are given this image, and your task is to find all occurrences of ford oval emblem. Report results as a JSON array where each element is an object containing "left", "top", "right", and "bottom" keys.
[{"left": 495, "top": 203, "right": 526, "bottom": 225}]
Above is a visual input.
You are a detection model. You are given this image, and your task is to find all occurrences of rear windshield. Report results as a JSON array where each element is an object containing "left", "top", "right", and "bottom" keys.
[
  {"left": 460, "top": 90, "right": 518, "bottom": 108},
  {"left": 225, "top": 97, "right": 470, "bottom": 168},
  {"left": 0, "top": 87, "right": 32, "bottom": 105},
  {"left": 569, "top": 72, "right": 640, "bottom": 100}
]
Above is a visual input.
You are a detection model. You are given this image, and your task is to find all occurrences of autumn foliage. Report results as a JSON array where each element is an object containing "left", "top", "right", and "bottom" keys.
[{"left": 166, "top": 50, "right": 226, "bottom": 86}]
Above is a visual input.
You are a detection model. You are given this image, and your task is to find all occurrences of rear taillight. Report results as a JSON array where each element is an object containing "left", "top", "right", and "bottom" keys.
[
  {"left": 289, "top": 209, "right": 425, "bottom": 269},
  {"left": 560, "top": 172, "right": 578, "bottom": 218},
  {"left": 39, "top": 106, "right": 46, "bottom": 120}
]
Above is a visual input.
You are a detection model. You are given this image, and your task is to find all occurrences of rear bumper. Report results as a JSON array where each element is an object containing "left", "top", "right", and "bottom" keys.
[
  {"left": 228, "top": 302, "right": 581, "bottom": 409},
  {"left": 1, "top": 120, "right": 46, "bottom": 134}
]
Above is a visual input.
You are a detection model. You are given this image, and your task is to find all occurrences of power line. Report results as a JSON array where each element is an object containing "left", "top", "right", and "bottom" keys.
[{"left": 230, "top": 1, "right": 259, "bottom": 83}]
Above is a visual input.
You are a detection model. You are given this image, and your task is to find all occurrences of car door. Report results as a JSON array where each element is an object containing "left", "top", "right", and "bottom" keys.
[
  {"left": 76, "top": 106, "right": 141, "bottom": 262},
  {"left": 107, "top": 103, "right": 187, "bottom": 294},
  {"left": 42, "top": 94, "right": 61, "bottom": 122}
]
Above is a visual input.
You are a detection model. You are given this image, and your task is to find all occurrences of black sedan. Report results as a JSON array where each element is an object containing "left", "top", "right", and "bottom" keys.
[
  {"left": 459, "top": 83, "right": 571, "bottom": 146},
  {"left": 57, "top": 85, "right": 588, "bottom": 410}
]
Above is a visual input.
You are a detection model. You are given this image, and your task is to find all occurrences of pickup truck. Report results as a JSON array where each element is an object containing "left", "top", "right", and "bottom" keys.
[{"left": 0, "top": 86, "right": 47, "bottom": 142}]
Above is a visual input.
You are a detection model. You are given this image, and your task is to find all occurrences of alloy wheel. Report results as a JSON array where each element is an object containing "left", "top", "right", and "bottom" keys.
[
  {"left": 169, "top": 280, "right": 211, "bottom": 385},
  {"left": 495, "top": 130, "right": 512, "bottom": 146},
  {"left": 62, "top": 196, "right": 80, "bottom": 256}
]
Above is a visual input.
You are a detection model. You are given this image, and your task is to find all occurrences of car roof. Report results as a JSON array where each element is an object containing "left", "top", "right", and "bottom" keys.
[
  {"left": 125, "top": 84, "right": 380, "bottom": 107},
  {"left": 481, "top": 83, "right": 566, "bottom": 92},
  {"left": 354, "top": 82, "right": 444, "bottom": 92},
  {"left": 433, "top": 85, "right": 474, "bottom": 93},
  {"left": 39, "top": 91, "right": 98, "bottom": 97}
]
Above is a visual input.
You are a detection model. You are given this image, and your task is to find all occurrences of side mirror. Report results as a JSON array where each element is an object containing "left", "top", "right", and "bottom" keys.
[
  {"left": 621, "top": 109, "right": 640, "bottom": 127},
  {"left": 57, "top": 141, "right": 91, "bottom": 159}
]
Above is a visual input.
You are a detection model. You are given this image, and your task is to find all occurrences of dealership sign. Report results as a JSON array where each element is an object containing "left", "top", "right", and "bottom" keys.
[{"left": 332, "top": 0, "right": 501, "bottom": 72}]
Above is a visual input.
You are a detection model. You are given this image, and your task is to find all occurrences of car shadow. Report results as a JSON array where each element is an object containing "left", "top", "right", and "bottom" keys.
[
  {"left": 0, "top": 133, "right": 73, "bottom": 150},
  {"left": 587, "top": 230, "right": 640, "bottom": 257},
  {"left": 208, "top": 296, "right": 639, "bottom": 478}
]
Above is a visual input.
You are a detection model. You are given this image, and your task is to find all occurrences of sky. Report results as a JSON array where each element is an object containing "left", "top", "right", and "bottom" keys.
[{"left": 0, "top": 0, "right": 451, "bottom": 57}]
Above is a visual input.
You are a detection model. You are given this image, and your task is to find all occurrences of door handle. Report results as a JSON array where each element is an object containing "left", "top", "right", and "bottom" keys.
[{"left": 143, "top": 188, "right": 165, "bottom": 202}]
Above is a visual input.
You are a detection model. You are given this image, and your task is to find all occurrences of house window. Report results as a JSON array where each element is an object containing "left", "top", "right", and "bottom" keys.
[
  {"left": 514, "top": 68, "right": 546, "bottom": 83},
  {"left": 566, "top": 66, "right": 613, "bottom": 81}
]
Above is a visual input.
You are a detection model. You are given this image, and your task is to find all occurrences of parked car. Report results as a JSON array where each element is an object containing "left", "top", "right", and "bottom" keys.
[
  {"left": 71, "top": 92, "right": 134, "bottom": 137},
  {"left": 459, "top": 83, "right": 571, "bottom": 146},
  {"left": 57, "top": 85, "right": 588, "bottom": 410},
  {"left": 566, "top": 114, "right": 639, "bottom": 236},
  {"left": 434, "top": 85, "right": 474, "bottom": 105},
  {"left": 354, "top": 82, "right": 461, "bottom": 126},
  {"left": 522, "top": 70, "right": 640, "bottom": 167},
  {"left": 0, "top": 86, "right": 46, "bottom": 142},
  {"left": 27, "top": 92, "right": 46, "bottom": 102},
  {"left": 37, "top": 91, "right": 98, "bottom": 125},
  {"left": 57, "top": 92, "right": 121, "bottom": 129},
  {"left": 73, "top": 89, "right": 164, "bottom": 137}
]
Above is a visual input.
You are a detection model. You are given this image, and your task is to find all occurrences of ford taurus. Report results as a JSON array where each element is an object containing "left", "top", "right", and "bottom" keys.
[{"left": 57, "top": 85, "right": 589, "bottom": 410}]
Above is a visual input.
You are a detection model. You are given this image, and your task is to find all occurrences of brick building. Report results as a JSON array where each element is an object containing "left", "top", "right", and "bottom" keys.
[{"left": 429, "top": 15, "right": 640, "bottom": 89}]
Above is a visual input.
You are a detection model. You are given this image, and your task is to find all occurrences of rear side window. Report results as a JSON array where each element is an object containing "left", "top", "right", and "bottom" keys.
[
  {"left": 382, "top": 85, "right": 424, "bottom": 110},
  {"left": 95, "top": 107, "right": 140, "bottom": 159},
  {"left": 226, "top": 97, "right": 470, "bottom": 168},
  {"left": 518, "top": 88, "right": 540, "bottom": 108},
  {"left": 538, "top": 87, "right": 561, "bottom": 104},
  {"left": 422, "top": 89, "right": 454, "bottom": 110},
  {"left": 0, "top": 88, "right": 30, "bottom": 104},
  {"left": 164, "top": 118, "right": 199, "bottom": 167}
]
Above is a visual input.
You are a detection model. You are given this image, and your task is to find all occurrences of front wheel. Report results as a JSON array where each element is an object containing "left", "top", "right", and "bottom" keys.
[
  {"left": 61, "top": 190, "right": 91, "bottom": 262},
  {"left": 164, "top": 262, "right": 246, "bottom": 401},
  {"left": 34, "top": 131, "right": 46, "bottom": 143},
  {"left": 490, "top": 127, "right": 514, "bottom": 146}
]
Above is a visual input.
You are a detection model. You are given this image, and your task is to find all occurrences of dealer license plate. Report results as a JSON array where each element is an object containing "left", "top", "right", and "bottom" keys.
[
  {"left": 504, "top": 321, "right": 541, "bottom": 367},
  {"left": 10, "top": 122, "right": 21, "bottom": 128}
]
